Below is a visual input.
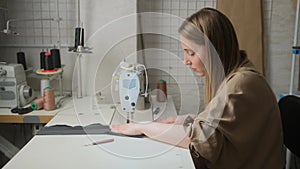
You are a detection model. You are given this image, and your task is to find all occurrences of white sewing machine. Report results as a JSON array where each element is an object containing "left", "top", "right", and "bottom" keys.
[
  {"left": 0, "top": 63, "right": 35, "bottom": 109},
  {"left": 112, "top": 61, "right": 152, "bottom": 123}
]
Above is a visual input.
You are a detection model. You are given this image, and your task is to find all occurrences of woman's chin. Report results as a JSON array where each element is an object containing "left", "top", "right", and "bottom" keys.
[{"left": 196, "top": 72, "right": 205, "bottom": 77}]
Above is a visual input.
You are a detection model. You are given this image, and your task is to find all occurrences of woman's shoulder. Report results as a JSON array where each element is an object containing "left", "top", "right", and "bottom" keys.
[
  {"left": 231, "top": 66, "right": 262, "bottom": 80},
  {"left": 226, "top": 65, "right": 269, "bottom": 93},
  {"left": 227, "top": 59, "right": 262, "bottom": 80}
]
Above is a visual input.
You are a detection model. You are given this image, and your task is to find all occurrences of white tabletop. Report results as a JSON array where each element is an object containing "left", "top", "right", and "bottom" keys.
[
  {"left": 3, "top": 135, "right": 194, "bottom": 169},
  {"left": 3, "top": 95, "right": 195, "bottom": 169}
]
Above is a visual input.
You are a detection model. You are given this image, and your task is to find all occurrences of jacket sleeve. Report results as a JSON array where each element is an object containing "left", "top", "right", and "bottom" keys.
[
  {"left": 187, "top": 73, "right": 242, "bottom": 163},
  {"left": 188, "top": 100, "right": 226, "bottom": 163}
]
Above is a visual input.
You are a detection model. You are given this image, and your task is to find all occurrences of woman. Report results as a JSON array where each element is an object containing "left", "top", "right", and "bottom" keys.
[{"left": 110, "top": 8, "right": 284, "bottom": 169}]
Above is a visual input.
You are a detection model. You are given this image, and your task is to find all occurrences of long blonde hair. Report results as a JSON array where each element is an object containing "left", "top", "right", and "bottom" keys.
[{"left": 179, "top": 8, "right": 247, "bottom": 103}]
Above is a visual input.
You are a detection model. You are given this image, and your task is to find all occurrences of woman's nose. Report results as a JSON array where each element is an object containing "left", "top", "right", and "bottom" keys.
[
  {"left": 183, "top": 55, "right": 189, "bottom": 65},
  {"left": 184, "top": 57, "right": 191, "bottom": 65}
]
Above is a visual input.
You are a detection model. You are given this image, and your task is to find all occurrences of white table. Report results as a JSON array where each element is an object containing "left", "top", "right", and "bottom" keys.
[
  {"left": 3, "top": 96, "right": 195, "bottom": 169},
  {"left": 3, "top": 135, "right": 194, "bottom": 169}
]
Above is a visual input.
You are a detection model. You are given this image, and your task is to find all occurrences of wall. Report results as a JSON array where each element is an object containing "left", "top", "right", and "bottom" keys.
[
  {"left": 79, "top": 0, "right": 137, "bottom": 97},
  {"left": 268, "top": 0, "right": 297, "bottom": 97},
  {"left": 0, "top": 0, "right": 137, "bottom": 97}
]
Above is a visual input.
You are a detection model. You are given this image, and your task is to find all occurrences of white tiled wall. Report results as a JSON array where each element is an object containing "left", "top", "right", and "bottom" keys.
[
  {"left": 268, "top": 0, "right": 298, "bottom": 97},
  {"left": 0, "top": 0, "right": 76, "bottom": 47}
]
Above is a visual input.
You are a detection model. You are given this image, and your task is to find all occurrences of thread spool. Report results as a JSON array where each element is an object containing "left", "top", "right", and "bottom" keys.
[
  {"left": 40, "top": 51, "right": 46, "bottom": 69},
  {"left": 17, "top": 52, "right": 27, "bottom": 70},
  {"left": 156, "top": 79, "right": 167, "bottom": 102},
  {"left": 74, "top": 27, "right": 84, "bottom": 49},
  {"left": 40, "top": 79, "right": 50, "bottom": 96},
  {"left": 43, "top": 87, "right": 56, "bottom": 111},
  {"left": 43, "top": 52, "right": 55, "bottom": 71},
  {"left": 50, "top": 49, "right": 61, "bottom": 68},
  {"left": 31, "top": 97, "right": 44, "bottom": 110}
]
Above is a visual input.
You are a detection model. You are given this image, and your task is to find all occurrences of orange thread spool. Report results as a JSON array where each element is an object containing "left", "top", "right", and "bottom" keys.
[
  {"left": 31, "top": 97, "right": 44, "bottom": 110},
  {"left": 43, "top": 87, "right": 56, "bottom": 111},
  {"left": 156, "top": 79, "right": 167, "bottom": 102}
]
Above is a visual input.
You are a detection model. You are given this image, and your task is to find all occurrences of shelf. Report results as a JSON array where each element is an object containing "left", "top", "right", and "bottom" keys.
[{"left": 36, "top": 68, "right": 62, "bottom": 75}]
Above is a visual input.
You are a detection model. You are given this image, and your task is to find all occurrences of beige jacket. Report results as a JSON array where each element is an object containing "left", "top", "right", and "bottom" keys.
[{"left": 188, "top": 62, "right": 285, "bottom": 169}]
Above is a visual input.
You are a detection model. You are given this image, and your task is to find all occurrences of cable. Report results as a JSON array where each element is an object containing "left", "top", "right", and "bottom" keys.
[
  {"left": 11, "top": 106, "right": 33, "bottom": 115},
  {"left": 137, "top": 64, "right": 149, "bottom": 97},
  {"left": 109, "top": 106, "right": 117, "bottom": 125},
  {"left": 148, "top": 93, "right": 154, "bottom": 121}
]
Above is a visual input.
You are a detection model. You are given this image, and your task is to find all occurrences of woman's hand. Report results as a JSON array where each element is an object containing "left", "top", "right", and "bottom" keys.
[
  {"left": 111, "top": 122, "right": 190, "bottom": 148},
  {"left": 110, "top": 123, "right": 143, "bottom": 136}
]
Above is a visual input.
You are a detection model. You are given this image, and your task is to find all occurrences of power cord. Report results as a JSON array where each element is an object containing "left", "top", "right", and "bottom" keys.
[{"left": 11, "top": 106, "right": 33, "bottom": 115}]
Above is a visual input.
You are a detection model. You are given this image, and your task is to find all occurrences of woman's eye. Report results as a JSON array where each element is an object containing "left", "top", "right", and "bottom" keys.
[{"left": 187, "top": 51, "right": 195, "bottom": 56}]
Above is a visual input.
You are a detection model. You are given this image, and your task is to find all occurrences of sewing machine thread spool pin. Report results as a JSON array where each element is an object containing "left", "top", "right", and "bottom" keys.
[{"left": 17, "top": 52, "right": 27, "bottom": 70}]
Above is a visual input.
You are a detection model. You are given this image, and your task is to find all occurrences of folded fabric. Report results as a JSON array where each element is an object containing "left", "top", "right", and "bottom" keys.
[{"left": 37, "top": 123, "right": 144, "bottom": 138}]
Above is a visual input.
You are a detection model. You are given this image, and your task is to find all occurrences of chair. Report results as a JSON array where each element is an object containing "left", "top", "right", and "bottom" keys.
[
  {"left": 278, "top": 95, "right": 300, "bottom": 167},
  {"left": 278, "top": 95, "right": 300, "bottom": 157}
]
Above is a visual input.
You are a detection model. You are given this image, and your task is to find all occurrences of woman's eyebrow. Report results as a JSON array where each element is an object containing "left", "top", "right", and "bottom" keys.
[{"left": 185, "top": 49, "right": 195, "bottom": 53}]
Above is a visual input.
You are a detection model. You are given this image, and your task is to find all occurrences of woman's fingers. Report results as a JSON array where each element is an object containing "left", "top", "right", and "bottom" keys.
[
  {"left": 110, "top": 124, "right": 142, "bottom": 136},
  {"left": 109, "top": 125, "right": 118, "bottom": 132}
]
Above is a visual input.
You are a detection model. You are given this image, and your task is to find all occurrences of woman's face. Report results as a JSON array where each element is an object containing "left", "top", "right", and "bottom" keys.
[{"left": 180, "top": 37, "right": 207, "bottom": 77}]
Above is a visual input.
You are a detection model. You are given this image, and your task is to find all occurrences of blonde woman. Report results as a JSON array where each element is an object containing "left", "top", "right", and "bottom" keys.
[{"left": 111, "top": 8, "right": 284, "bottom": 169}]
